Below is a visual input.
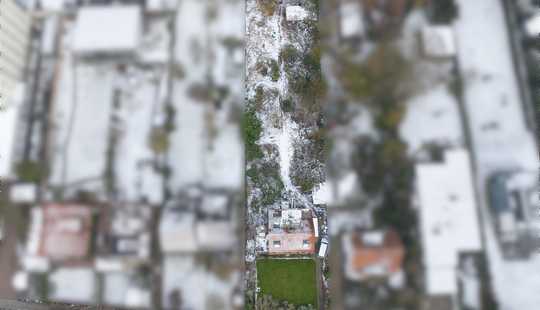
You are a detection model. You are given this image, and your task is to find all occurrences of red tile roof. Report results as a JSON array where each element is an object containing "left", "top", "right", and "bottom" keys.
[{"left": 38, "top": 204, "right": 94, "bottom": 261}]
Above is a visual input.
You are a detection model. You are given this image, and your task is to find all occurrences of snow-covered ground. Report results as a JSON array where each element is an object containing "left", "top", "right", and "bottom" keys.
[
  {"left": 246, "top": 0, "right": 316, "bottom": 209},
  {"left": 454, "top": 0, "right": 540, "bottom": 309}
]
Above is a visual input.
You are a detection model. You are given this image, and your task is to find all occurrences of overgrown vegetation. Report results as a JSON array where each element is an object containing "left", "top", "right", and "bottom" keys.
[
  {"left": 243, "top": 108, "right": 264, "bottom": 161},
  {"left": 339, "top": 43, "right": 413, "bottom": 103},
  {"left": 257, "top": 0, "right": 278, "bottom": 16},
  {"left": 15, "top": 161, "right": 47, "bottom": 183},
  {"left": 281, "top": 43, "right": 326, "bottom": 112},
  {"left": 247, "top": 161, "right": 284, "bottom": 206}
]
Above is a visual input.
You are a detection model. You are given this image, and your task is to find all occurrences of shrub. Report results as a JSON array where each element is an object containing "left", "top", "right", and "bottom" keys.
[
  {"left": 269, "top": 59, "right": 280, "bottom": 82},
  {"left": 254, "top": 86, "right": 266, "bottom": 109}
]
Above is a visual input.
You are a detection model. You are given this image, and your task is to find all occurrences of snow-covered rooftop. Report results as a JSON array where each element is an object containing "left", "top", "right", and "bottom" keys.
[
  {"left": 422, "top": 26, "right": 456, "bottom": 58},
  {"left": 159, "top": 210, "right": 198, "bottom": 253},
  {"left": 400, "top": 84, "right": 463, "bottom": 153},
  {"left": 340, "top": 1, "right": 365, "bottom": 38},
  {"left": 196, "top": 221, "right": 236, "bottom": 251},
  {"left": 416, "top": 149, "right": 482, "bottom": 295},
  {"left": 49, "top": 268, "right": 96, "bottom": 304},
  {"left": 525, "top": 14, "right": 540, "bottom": 37},
  {"left": 286, "top": 6, "right": 309, "bottom": 21},
  {"left": 9, "top": 183, "right": 37, "bottom": 204},
  {"left": 73, "top": 6, "right": 142, "bottom": 55}
]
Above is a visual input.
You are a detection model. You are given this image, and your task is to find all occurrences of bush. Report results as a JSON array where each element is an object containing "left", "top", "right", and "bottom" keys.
[
  {"left": 243, "top": 108, "right": 264, "bottom": 161},
  {"left": 269, "top": 59, "right": 280, "bottom": 82},
  {"left": 16, "top": 161, "right": 47, "bottom": 183},
  {"left": 280, "top": 44, "right": 300, "bottom": 65},
  {"left": 280, "top": 97, "right": 294, "bottom": 113},
  {"left": 148, "top": 127, "right": 170, "bottom": 154}
]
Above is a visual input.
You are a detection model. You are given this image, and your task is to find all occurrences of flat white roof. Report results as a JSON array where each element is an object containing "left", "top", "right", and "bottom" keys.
[
  {"left": 416, "top": 149, "right": 482, "bottom": 295},
  {"left": 73, "top": 6, "right": 142, "bottom": 55}
]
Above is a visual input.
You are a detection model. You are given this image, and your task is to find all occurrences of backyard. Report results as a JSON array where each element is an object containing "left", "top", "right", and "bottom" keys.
[{"left": 256, "top": 258, "right": 317, "bottom": 307}]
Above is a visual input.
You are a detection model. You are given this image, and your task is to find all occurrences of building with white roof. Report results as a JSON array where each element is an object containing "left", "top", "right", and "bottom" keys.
[
  {"left": 73, "top": 6, "right": 142, "bottom": 57},
  {"left": 286, "top": 5, "right": 309, "bottom": 21},
  {"left": 159, "top": 210, "right": 198, "bottom": 253},
  {"left": 422, "top": 26, "right": 457, "bottom": 58},
  {"left": 340, "top": 0, "right": 365, "bottom": 39},
  {"left": 415, "top": 149, "right": 482, "bottom": 295}
]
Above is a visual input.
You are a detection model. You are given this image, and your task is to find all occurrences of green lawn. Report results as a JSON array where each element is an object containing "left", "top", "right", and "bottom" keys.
[{"left": 256, "top": 258, "right": 317, "bottom": 307}]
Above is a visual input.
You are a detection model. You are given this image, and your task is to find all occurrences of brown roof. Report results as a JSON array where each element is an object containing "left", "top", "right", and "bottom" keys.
[
  {"left": 38, "top": 204, "right": 94, "bottom": 261},
  {"left": 267, "top": 232, "right": 316, "bottom": 255},
  {"left": 350, "top": 230, "right": 404, "bottom": 275}
]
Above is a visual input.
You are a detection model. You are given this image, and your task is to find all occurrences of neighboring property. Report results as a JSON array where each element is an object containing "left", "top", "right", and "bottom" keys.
[
  {"left": 95, "top": 203, "right": 153, "bottom": 267},
  {"left": 421, "top": 25, "right": 456, "bottom": 59},
  {"left": 342, "top": 229, "right": 405, "bottom": 287},
  {"left": 415, "top": 149, "right": 482, "bottom": 297},
  {"left": 26, "top": 204, "right": 95, "bottom": 264},
  {"left": 487, "top": 170, "right": 539, "bottom": 259},
  {"left": 159, "top": 192, "right": 238, "bottom": 253},
  {"left": 266, "top": 208, "right": 318, "bottom": 255},
  {"left": 73, "top": 5, "right": 142, "bottom": 58},
  {"left": 159, "top": 208, "right": 198, "bottom": 253}
]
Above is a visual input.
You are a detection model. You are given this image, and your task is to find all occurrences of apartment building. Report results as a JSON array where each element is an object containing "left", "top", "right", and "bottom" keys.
[
  {"left": 0, "top": 0, "right": 31, "bottom": 177},
  {"left": 0, "top": 0, "right": 31, "bottom": 103}
]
